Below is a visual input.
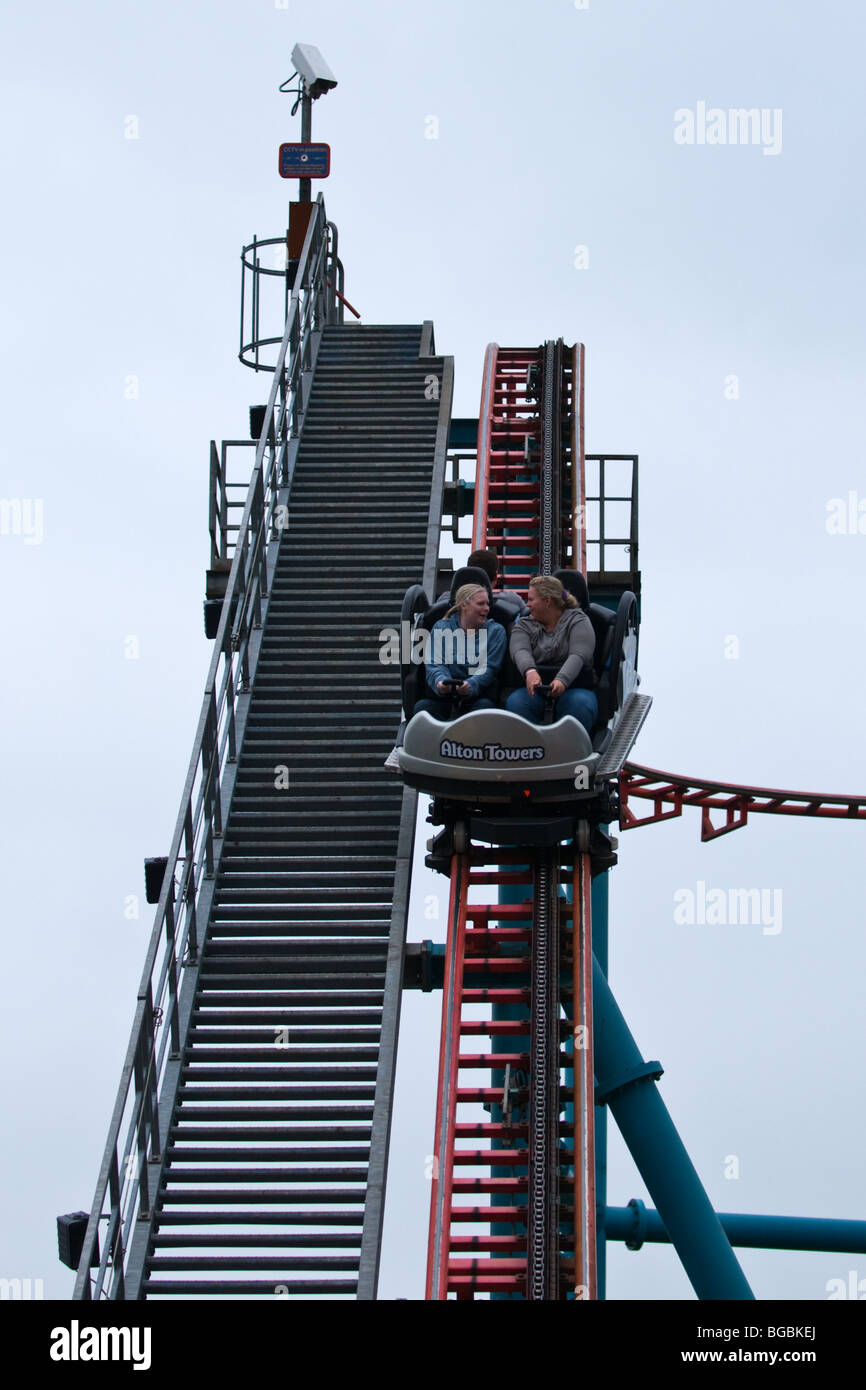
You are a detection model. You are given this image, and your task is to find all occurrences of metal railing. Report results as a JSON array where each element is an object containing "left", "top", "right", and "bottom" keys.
[
  {"left": 73, "top": 194, "right": 340, "bottom": 1299},
  {"left": 585, "top": 454, "right": 639, "bottom": 578},
  {"left": 440, "top": 442, "right": 639, "bottom": 580},
  {"left": 240, "top": 219, "right": 345, "bottom": 372},
  {"left": 208, "top": 439, "right": 256, "bottom": 570},
  {"left": 441, "top": 445, "right": 478, "bottom": 544}
]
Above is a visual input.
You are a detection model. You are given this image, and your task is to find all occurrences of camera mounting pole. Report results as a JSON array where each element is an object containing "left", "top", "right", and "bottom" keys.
[{"left": 298, "top": 78, "right": 312, "bottom": 204}]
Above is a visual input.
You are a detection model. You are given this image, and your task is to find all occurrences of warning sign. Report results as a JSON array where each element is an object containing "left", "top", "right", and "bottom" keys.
[{"left": 278, "top": 143, "right": 330, "bottom": 178}]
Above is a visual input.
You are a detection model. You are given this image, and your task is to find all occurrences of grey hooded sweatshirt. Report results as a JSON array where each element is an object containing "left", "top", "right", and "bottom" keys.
[{"left": 509, "top": 608, "right": 596, "bottom": 689}]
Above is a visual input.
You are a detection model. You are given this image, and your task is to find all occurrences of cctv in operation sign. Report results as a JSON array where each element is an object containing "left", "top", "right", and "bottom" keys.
[{"left": 279, "top": 143, "right": 331, "bottom": 178}]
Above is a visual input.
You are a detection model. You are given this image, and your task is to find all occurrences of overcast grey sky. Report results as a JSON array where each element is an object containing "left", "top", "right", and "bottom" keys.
[{"left": 1, "top": 0, "right": 864, "bottom": 1301}]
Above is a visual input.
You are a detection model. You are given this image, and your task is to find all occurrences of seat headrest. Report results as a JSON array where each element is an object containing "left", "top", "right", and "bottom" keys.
[
  {"left": 588, "top": 601, "right": 615, "bottom": 628},
  {"left": 419, "top": 598, "right": 450, "bottom": 630},
  {"left": 491, "top": 595, "right": 523, "bottom": 623},
  {"left": 450, "top": 566, "right": 494, "bottom": 602},
  {"left": 554, "top": 568, "right": 590, "bottom": 611}
]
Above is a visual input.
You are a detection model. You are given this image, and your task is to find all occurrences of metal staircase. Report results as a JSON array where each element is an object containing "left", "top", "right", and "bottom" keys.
[
  {"left": 140, "top": 324, "right": 450, "bottom": 1298},
  {"left": 73, "top": 196, "right": 453, "bottom": 1299}
]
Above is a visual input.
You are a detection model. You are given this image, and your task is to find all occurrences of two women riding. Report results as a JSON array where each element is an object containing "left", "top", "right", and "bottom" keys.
[{"left": 413, "top": 573, "right": 598, "bottom": 733}]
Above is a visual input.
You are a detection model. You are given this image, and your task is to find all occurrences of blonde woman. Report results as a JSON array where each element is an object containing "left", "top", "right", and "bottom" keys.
[
  {"left": 413, "top": 583, "right": 506, "bottom": 720},
  {"left": 506, "top": 575, "right": 597, "bottom": 731}
]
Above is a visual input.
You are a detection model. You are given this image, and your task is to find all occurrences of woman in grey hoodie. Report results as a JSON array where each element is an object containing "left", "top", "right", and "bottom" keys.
[{"left": 506, "top": 575, "right": 598, "bottom": 732}]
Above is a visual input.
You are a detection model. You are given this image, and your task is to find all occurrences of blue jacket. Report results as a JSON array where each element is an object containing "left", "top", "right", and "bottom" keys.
[{"left": 425, "top": 614, "right": 506, "bottom": 697}]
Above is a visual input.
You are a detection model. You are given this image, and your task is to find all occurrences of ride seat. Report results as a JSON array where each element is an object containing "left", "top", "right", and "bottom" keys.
[
  {"left": 588, "top": 605, "right": 616, "bottom": 680},
  {"left": 549, "top": 568, "right": 598, "bottom": 694},
  {"left": 553, "top": 568, "right": 590, "bottom": 612},
  {"left": 551, "top": 568, "right": 620, "bottom": 691},
  {"left": 443, "top": 565, "right": 492, "bottom": 603}
]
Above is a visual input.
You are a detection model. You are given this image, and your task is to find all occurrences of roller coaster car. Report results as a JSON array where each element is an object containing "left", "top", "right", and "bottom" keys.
[{"left": 394, "top": 567, "right": 650, "bottom": 807}]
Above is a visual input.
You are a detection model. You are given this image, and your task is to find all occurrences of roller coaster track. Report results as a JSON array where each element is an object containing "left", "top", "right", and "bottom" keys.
[
  {"left": 620, "top": 763, "right": 866, "bottom": 840},
  {"left": 472, "top": 341, "right": 580, "bottom": 586},
  {"left": 425, "top": 846, "right": 596, "bottom": 1298},
  {"left": 426, "top": 341, "right": 596, "bottom": 1300}
]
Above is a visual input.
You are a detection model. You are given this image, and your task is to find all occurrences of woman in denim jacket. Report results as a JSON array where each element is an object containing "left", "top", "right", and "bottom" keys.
[{"left": 413, "top": 583, "right": 506, "bottom": 721}]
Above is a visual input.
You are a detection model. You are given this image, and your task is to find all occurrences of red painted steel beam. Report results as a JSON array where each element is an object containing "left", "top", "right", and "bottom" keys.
[
  {"left": 450, "top": 1205, "right": 531, "bottom": 1223},
  {"left": 458, "top": 1020, "right": 567, "bottom": 1037},
  {"left": 472, "top": 345, "right": 498, "bottom": 551},
  {"left": 457, "top": 1088, "right": 576, "bottom": 1102},
  {"left": 571, "top": 344, "right": 586, "bottom": 572},
  {"left": 457, "top": 1053, "right": 531, "bottom": 1068},
  {"left": 451, "top": 1236, "right": 528, "bottom": 1251},
  {"left": 621, "top": 762, "right": 866, "bottom": 841},
  {"left": 450, "top": 1205, "right": 574, "bottom": 1222},
  {"left": 452, "top": 1149, "right": 533, "bottom": 1165},
  {"left": 454, "top": 1123, "right": 532, "bottom": 1136},
  {"left": 452, "top": 1177, "right": 529, "bottom": 1193},
  {"left": 460, "top": 989, "right": 531, "bottom": 1004},
  {"left": 463, "top": 959, "right": 531, "bottom": 974},
  {"left": 571, "top": 851, "right": 597, "bottom": 1299},
  {"left": 448, "top": 1276, "right": 525, "bottom": 1294},
  {"left": 464, "top": 929, "right": 531, "bottom": 946},
  {"left": 425, "top": 853, "right": 470, "bottom": 1300},
  {"left": 467, "top": 901, "right": 533, "bottom": 912}
]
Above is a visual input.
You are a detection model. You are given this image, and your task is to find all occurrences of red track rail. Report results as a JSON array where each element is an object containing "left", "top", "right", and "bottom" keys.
[
  {"left": 621, "top": 762, "right": 866, "bottom": 841},
  {"left": 425, "top": 849, "right": 590, "bottom": 1299},
  {"left": 567, "top": 343, "right": 586, "bottom": 574},
  {"left": 472, "top": 345, "right": 544, "bottom": 592}
]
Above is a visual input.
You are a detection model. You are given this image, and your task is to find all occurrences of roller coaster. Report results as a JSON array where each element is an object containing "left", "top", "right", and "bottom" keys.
[{"left": 59, "top": 156, "right": 866, "bottom": 1302}]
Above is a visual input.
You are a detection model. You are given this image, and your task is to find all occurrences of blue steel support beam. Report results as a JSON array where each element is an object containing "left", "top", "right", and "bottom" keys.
[
  {"left": 607, "top": 1202, "right": 866, "bottom": 1254},
  {"left": 593, "top": 956, "right": 755, "bottom": 1301}
]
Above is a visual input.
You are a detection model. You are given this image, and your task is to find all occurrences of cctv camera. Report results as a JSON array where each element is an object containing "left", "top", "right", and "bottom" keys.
[{"left": 291, "top": 43, "right": 338, "bottom": 99}]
